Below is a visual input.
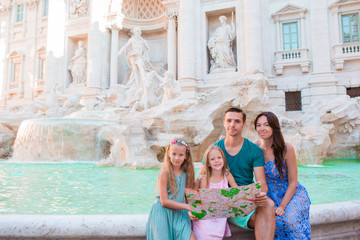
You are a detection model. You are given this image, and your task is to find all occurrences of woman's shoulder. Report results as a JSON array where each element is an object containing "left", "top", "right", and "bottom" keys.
[
  {"left": 284, "top": 142, "right": 295, "bottom": 152},
  {"left": 284, "top": 142, "right": 296, "bottom": 163}
]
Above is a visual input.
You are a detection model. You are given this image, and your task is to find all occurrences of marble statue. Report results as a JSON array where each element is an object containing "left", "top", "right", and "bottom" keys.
[
  {"left": 161, "top": 71, "right": 180, "bottom": 103},
  {"left": 118, "top": 27, "right": 153, "bottom": 87},
  {"left": 70, "top": 0, "right": 88, "bottom": 17},
  {"left": 68, "top": 41, "right": 87, "bottom": 85},
  {"left": 140, "top": 71, "right": 163, "bottom": 110},
  {"left": 22, "top": 85, "right": 63, "bottom": 113},
  {"left": 23, "top": 85, "right": 82, "bottom": 115},
  {"left": 208, "top": 15, "right": 236, "bottom": 73}
]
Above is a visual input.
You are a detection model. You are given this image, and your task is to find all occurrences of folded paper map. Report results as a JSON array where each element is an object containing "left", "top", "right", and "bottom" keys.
[{"left": 185, "top": 182, "right": 261, "bottom": 220}]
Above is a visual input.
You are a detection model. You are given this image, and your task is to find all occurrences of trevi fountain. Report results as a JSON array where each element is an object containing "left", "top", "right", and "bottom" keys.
[{"left": 0, "top": 0, "right": 359, "bottom": 239}]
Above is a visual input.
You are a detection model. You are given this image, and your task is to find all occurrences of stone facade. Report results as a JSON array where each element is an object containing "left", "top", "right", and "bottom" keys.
[{"left": 0, "top": 0, "right": 359, "bottom": 164}]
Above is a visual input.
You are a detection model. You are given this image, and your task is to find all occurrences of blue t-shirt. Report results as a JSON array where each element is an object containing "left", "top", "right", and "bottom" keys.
[{"left": 203, "top": 138, "right": 264, "bottom": 186}]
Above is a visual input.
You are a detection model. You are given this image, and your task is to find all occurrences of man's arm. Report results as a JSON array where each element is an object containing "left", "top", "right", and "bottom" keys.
[
  {"left": 253, "top": 166, "right": 268, "bottom": 206},
  {"left": 254, "top": 166, "right": 268, "bottom": 194}
]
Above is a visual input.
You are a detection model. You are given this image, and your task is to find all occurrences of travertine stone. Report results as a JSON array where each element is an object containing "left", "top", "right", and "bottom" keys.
[{"left": 0, "top": 201, "right": 359, "bottom": 239}]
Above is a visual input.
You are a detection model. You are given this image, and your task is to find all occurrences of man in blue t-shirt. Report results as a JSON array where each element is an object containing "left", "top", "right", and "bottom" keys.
[{"left": 196, "top": 107, "right": 275, "bottom": 239}]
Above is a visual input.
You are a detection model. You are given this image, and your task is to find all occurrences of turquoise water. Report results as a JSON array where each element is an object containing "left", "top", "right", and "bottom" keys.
[{"left": 0, "top": 159, "right": 359, "bottom": 214}]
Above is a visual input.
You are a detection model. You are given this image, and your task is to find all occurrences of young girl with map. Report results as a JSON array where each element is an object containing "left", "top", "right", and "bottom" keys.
[
  {"left": 192, "top": 145, "right": 238, "bottom": 240},
  {"left": 146, "top": 139, "right": 197, "bottom": 240}
]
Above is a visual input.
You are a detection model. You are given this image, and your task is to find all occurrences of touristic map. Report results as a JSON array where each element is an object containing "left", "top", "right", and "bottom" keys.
[{"left": 185, "top": 182, "right": 261, "bottom": 220}]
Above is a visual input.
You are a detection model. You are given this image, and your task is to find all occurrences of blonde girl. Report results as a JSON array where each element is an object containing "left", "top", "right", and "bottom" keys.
[
  {"left": 146, "top": 139, "right": 197, "bottom": 240},
  {"left": 193, "top": 145, "right": 238, "bottom": 240}
]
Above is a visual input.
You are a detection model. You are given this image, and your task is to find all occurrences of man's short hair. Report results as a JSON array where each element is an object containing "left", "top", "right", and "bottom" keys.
[{"left": 225, "top": 107, "right": 247, "bottom": 122}]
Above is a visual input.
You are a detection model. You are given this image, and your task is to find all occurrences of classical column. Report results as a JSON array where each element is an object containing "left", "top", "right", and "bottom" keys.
[
  {"left": 166, "top": 9, "right": 177, "bottom": 77},
  {"left": 108, "top": 23, "right": 120, "bottom": 88},
  {"left": 45, "top": 0, "right": 66, "bottom": 92},
  {"left": 309, "top": 0, "right": 333, "bottom": 73},
  {"left": 87, "top": 0, "right": 105, "bottom": 90},
  {"left": 308, "top": 0, "right": 338, "bottom": 105},
  {"left": 243, "top": 0, "right": 263, "bottom": 73},
  {"left": 274, "top": 17, "right": 281, "bottom": 51},
  {"left": 24, "top": 1, "right": 39, "bottom": 99},
  {"left": 0, "top": 4, "right": 11, "bottom": 104},
  {"left": 178, "top": 0, "right": 197, "bottom": 94},
  {"left": 332, "top": 7, "right": 340, "bottom": 45},
  {"left": 300, "top": 13, "right": 306, "bottom": 49}
]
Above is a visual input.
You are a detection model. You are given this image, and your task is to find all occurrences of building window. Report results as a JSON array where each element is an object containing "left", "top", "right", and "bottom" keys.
[
  {"left": 12, "top": 63, "right": 22, "bottom": 83},
  {"left": 44, "top": 0, "right": 49, "bottom": 16},
  {"left": 285, "top": 91, "right": 302, "bottom": 111},
  {"left": 283, "top": 22, "right": 299, "bottom": 50},
  {"left": 341, "top": 13, "right": 359, "bottom": 43},
  {"left": 347, "top": 87, "right": 360, "bottom": 98},
  {"left": 16, "top": 4, "right": 24, "bottom": 22}
]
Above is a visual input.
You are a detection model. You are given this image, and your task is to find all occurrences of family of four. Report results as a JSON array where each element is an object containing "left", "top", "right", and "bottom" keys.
[{"left": 146, "top": 107, "right": 311, "bottom": 240}]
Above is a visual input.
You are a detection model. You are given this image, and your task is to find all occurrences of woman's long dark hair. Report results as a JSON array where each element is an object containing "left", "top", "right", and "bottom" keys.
[{"left": 254, "top": 112, "right": 286, "bottom": 176}]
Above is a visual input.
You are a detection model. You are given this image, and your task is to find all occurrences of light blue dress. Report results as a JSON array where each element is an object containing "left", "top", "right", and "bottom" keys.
[
  {"left": 146, "top": 171, "right": 191, "bottom": 240},
  {"left": 265, "top": 160, "right": 311, "bottom": 239}
]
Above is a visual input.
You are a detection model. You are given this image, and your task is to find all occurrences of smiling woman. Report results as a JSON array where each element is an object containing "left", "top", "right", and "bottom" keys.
[{"left": 254, "top": 112, "right": 311, "bottom": 239}]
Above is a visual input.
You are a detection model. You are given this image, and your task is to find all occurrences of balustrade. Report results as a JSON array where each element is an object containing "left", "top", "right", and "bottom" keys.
[
  {"left": 274, "top": 48, "right": 311, "bottom": 75},
  {"left": 332, "top": 43, "right": 360, "bottom": 70}
]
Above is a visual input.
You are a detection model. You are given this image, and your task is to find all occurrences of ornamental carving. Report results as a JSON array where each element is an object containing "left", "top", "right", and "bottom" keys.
[
  {"left": 70, "top": 0, "right": 88, "bottom": 17},
  {"left": 165, "top": 9, "right": 178, "bottom": 20},
  {"left": 24, "top": 0, "right": 39, "bottom": 7},
  {"left": 122, "top": 0, "right": 165, "bottom": 19}
]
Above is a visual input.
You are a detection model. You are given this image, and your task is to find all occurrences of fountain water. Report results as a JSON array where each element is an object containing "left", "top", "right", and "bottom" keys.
[
  {"left": 12, "top": 118, "right": 118, "bottom": 162},
  {"left": 0, "top": 1, "right": 359, "bottom": 238}
]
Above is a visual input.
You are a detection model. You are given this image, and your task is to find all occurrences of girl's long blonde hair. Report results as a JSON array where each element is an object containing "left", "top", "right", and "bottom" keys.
[
  {"left": 160, "top": 139, "right": 195, "bottom": 197},
  {"left": 203, "top": 145, "right": 229, "bottom": 188}
]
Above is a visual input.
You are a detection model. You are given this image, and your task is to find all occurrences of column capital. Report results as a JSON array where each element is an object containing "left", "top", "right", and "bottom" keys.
[
  {"left": 107, "top": 22, "right": 121, "bottom": 31},
  {"left": 24, "top": 0, "right": 39, "bottom": 8},
  {"left": 165, "top": 8, "right": 178, "bottom": 20},
  {"left": 331, "top": 6, "right": 339, "bottom": 14}
]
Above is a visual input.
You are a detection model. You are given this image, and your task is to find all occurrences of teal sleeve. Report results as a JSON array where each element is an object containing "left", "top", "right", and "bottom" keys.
[{"left": 253, "top": 146, "right": 265, "bottom": 167}]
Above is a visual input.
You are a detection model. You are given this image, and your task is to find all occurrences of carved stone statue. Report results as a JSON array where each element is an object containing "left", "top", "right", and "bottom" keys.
[
  {"left": 68, "top": 40, "right": 87, "bottom": 85},
  {"left": 22, "top": 85, "right": 63, "bottom": 114},
  {"left": 70, "top": 0, "right": 88, "bottom": 17},
  {"left": 208, "top": 15, "right": 236, "bottom": 73},
  {"left": 140, "top": 71, "right": 163, "bottom": 110},
  {"left": 23, "top": 84, "right": 83, "bottom": 115},
  {"left": 118, "top": 27, "right": 153, "bottom": 87},
  {"left": 161, "top": 71, "right": 180, "bottom": 103}
]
